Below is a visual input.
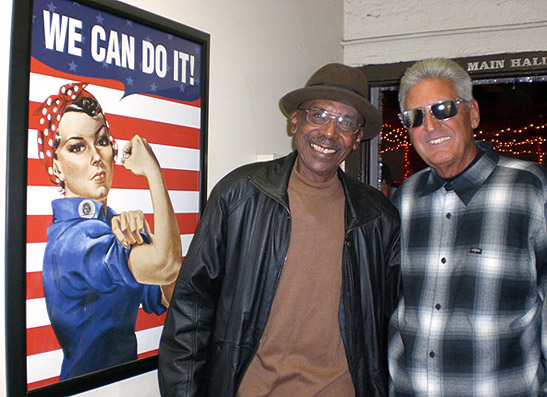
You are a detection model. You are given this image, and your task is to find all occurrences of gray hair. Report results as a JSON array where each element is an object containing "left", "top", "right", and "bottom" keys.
[{"left": 398, "top": 58, "right": 473, "bottom": 111}]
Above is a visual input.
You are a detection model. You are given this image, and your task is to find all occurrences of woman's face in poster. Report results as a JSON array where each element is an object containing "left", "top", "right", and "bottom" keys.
[{"left": 52, "top": 111, "right": 114, "bottom": 205}]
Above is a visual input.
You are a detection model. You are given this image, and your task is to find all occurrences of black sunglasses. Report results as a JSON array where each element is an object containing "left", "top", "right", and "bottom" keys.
[{"left": 398, "top": 98, "right": 465, "bottom": 129}]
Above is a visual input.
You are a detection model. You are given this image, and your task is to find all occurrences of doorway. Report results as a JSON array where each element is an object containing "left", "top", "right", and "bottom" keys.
[
  {"left": 378, "top": 76, "right": 547, "bottom": 190},
  {"left": 345, "top": 52, "right": 547, "bottom": 192}
]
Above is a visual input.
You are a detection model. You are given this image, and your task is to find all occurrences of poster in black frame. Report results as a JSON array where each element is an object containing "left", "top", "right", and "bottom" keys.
[{"left": 6, "top": 0, "right": 209, "bottom": 395}]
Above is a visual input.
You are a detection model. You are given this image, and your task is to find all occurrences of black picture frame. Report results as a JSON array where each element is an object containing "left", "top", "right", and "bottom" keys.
[{"left": 6, "top": 0, "right": 209, "bottom": 395}]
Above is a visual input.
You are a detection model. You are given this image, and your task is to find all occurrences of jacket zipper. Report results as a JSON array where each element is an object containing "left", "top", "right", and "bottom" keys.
[{"left": 235, "top": 180, "right": 292, "bottom": 391}]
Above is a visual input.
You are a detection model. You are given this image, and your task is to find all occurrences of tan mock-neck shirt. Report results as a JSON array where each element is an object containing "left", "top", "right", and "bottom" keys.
[{"left": 237, "top": 164, "right": 354, "bottom": 396}]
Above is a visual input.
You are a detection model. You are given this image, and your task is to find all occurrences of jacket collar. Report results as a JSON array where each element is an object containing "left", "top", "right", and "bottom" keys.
[
  {"left": 249, "top": 151, "right": 381, "bottom": 230},
  {"left": 248, "top": 151, "right": 297, "bottom": 209},
  {"left": 338, "top": 167, "right": 383, "bottom": 231}
]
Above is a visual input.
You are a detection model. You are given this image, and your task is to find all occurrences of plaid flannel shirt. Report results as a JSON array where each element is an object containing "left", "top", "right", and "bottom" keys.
[{"left": 389, "top": 141, "right": 547, "bottom": 396}]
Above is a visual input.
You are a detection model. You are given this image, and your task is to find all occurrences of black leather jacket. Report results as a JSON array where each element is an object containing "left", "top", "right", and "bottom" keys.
[{"left": 158, "top": 151, "right": 401, "bottom": 396}]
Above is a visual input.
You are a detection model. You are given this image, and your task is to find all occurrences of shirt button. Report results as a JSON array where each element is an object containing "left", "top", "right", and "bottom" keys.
[
  {"left": 430, "top": 351, "right": 436, "bottom": 358},
  {"left": 435, "top": 303, "right": 442, "bottom": 310},
  {"left": 446, "top": 213, "right": 452, "bottom": 219},
  {"left": 346, "top": 240, "right": 352, "bottom": 248},
  {"left": 441, "top": 257, "right": 447, "bottom": 264}
]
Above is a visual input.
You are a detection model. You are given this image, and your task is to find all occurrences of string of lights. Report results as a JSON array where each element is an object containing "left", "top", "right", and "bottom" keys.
[{"left": 380, "top": 121, "right": 546, "bottom": 179}]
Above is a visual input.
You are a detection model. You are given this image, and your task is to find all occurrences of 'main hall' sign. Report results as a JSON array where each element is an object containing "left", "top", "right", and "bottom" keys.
[{"left": 466, "top": 53, "right": 547, "bottom": 73}]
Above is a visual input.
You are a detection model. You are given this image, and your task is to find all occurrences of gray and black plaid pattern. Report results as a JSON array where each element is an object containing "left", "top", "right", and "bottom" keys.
[{"left": 389, "top": 141, "right": 547, "bottom": 396}]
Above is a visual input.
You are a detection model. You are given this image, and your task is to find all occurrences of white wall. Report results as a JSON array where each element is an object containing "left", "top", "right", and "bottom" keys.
[
  {"left": 0, "top": 1, "right": 343, "bottom": 396},
  {"left": 343, "top": 0, "right": 547, "bottom": 65},
  {"left": 123, "top": 0, "right": 344, "bottom": 196},
  {"left": 0, "top": 1, "right": 11, "bottom": 396}
]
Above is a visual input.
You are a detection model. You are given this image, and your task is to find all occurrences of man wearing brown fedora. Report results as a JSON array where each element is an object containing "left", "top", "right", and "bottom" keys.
[{"left": 158, "top": 63, "right": 401, "bottom": 396}]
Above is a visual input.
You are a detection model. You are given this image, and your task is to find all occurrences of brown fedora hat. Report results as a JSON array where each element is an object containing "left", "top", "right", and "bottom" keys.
[{"left": 280, "top": 63, "right": 382, "bottom": 140}]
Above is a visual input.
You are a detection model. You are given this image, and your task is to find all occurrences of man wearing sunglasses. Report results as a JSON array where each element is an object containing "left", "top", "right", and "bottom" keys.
[
  {"left": 388, "top": 58, "right": 547, "bottom": 396},
  {"left": 159, "top": 63, "right": 401, "bottom": 396}
]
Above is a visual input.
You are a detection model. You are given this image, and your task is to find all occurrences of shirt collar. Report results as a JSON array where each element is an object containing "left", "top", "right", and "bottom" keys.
[
  {"left": 421, "top": 141, "right": 499, "bottom": 205},
  {"left": 52, "top": 197, "right": 116, "bottom": 223}
]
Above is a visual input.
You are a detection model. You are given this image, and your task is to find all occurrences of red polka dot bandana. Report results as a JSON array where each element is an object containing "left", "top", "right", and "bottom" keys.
[{"left": 36, "top": 82, "right": 118, "bottom": 185}]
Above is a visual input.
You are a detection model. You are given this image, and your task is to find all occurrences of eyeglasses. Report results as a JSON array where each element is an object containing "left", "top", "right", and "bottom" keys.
[
  {"left": 398, "top": 98, "right": 465, "bottom": 129},
  {"left": 299, "top": 107, "right": 362, "bottom": 134}
]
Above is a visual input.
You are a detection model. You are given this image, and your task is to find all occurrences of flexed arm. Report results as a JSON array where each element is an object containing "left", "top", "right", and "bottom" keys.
[{"left": 120, "top": 135, "right": 182, "bottom": 290}]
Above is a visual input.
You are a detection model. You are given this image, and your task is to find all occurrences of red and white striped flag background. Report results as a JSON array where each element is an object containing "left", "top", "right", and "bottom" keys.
[{"left": 25, "top": 58, "right": 202, "bottom": 389}]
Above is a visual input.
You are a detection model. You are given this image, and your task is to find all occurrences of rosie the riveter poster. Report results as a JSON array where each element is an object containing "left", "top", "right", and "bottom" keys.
[{"left": 25, "top": 0, "right": 205, "bottom": 390}]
